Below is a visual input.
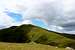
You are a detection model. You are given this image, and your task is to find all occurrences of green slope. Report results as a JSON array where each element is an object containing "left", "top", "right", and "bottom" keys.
[{"left": 0, "top": 24, "right": 75, "bottom": 49}]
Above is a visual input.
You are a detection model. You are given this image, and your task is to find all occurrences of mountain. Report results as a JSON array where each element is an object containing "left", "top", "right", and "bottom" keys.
[{"left": 0, "top": 24, "right": 75, "bottom": 49}]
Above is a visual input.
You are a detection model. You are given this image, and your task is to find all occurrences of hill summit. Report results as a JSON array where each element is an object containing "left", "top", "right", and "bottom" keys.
[{"left": 0, "top": 24, "right": 75, "bottom": 48}]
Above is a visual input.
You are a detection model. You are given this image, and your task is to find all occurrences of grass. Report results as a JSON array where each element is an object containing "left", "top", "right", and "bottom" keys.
[{"left": 0, "top": 42, "right": 67, "bottom": 50}]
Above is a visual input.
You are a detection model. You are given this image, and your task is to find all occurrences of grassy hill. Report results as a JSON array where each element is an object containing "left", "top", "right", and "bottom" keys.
[{"left": 0, "top": 24, "right": 75, "bottom": 50}]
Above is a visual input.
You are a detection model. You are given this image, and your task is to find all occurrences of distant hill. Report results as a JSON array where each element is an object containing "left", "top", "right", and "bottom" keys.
[{"left": 0, "top": 24, "right": 75, "bottom": 49}]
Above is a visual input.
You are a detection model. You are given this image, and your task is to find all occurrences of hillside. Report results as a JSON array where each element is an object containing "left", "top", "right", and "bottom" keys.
[{"left": 0, "top": 24, "right": 75, "bottom": 49}]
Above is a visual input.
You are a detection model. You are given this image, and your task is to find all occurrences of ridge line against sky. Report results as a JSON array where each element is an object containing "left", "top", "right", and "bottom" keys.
[{"left": 0, "top": 0, "right": 75, "bottom": 34}]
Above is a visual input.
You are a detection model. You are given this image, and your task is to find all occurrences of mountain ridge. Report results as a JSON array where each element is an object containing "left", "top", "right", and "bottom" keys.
[{"left": 0, "top": 24, "right": 75, "bottom": 49}]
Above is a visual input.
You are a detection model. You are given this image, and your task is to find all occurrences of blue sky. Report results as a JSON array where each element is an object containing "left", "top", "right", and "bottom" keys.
[
  {"left": 5, "top": 11, "right": 22, "bottom": 22},
  {"left": 32, "top": 19, "right": 47, "bottom": 28},
  {"left": 3, "top": 11, "right": 47, "bottom": 29},
  {"left": 5, "top": 11, "right": 47, "bottom": 28}
]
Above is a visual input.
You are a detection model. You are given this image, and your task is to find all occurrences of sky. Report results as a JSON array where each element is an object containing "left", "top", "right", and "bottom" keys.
[{"left": 0, "top": 0, "right": 75, "bottom": 34}]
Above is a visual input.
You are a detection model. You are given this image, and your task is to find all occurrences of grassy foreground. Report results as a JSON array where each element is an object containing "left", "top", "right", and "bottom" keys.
[{"left": 0, "top": 42, "right": 67, "bottom": 50}]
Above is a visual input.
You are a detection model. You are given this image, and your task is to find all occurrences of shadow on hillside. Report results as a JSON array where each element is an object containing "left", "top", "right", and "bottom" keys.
[{"left": 0, "top": 25, "right": 33, "bottom": 43}]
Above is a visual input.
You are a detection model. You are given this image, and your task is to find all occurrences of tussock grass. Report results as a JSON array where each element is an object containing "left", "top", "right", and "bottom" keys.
[{"left": 0, "top": 42, "right": 67, "bottom": 50}]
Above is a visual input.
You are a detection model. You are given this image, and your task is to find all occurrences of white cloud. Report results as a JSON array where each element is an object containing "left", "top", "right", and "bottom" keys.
[
  {"left": 22, "top": 20, "right": 32, "bottom": 24},
  {"left": 0, "top": 11, "right": 15, "bottom": 28},
  {"left": 11, "top": 20, "right": 32, "bottom": 26}
]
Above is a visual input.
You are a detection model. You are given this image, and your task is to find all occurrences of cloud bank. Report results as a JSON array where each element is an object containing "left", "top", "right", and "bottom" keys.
[{"left": 0, "top": 0, "right": 75, "bottom": 34}]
